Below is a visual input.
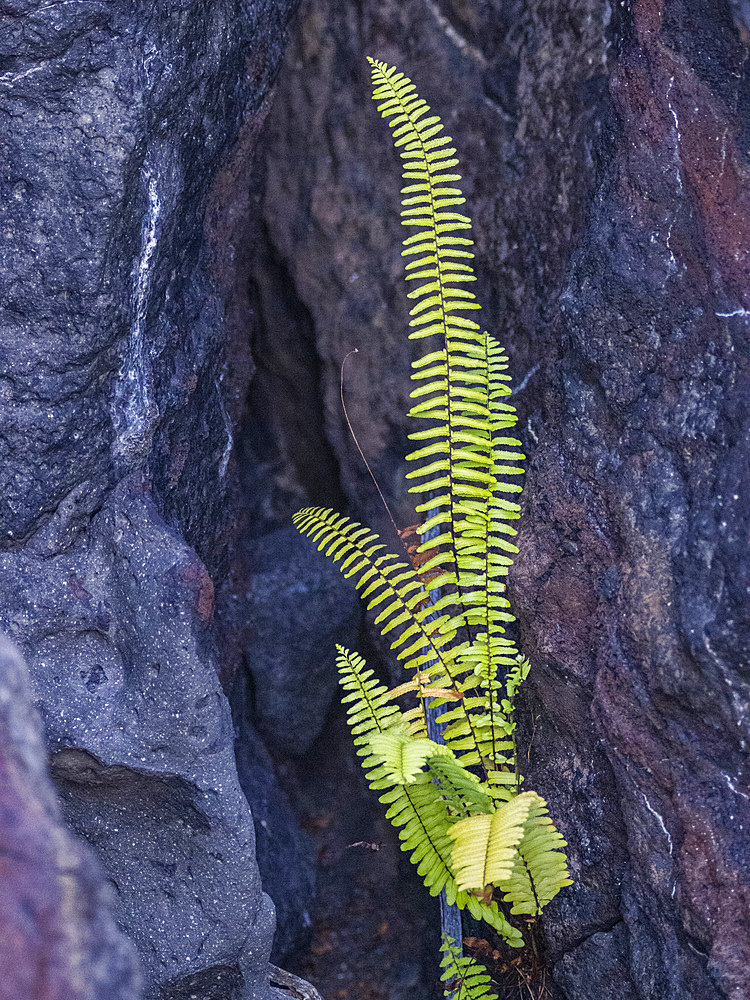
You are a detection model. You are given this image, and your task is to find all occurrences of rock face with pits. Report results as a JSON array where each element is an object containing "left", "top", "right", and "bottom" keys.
[{"left": 0, "top": 0, "right": 306, "bottom": 995}]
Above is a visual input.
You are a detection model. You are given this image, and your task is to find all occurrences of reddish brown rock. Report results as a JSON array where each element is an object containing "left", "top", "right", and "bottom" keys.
[{"left": 0, "top": 634, "right": 141, "bottom": 1000}]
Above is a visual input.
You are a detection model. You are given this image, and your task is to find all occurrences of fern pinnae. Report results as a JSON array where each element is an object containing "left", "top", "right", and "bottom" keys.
[
  {"left": 338, "top": 656, "right": 523, "bottom": 947},
  {"left": 369, "top": 62, "right": 528, "bottom": 777},
  {"left": 294, "top": 508, "right": 453, "bottom": 702},
  {"left": 440, "top": 934, "right": 499, "bottom": 1000},
  {"left": 497, "top": 792, "right": 573, "bottom": 916},
  {"left": 369, "top": 58, "right": 484, "bottom": 638}
]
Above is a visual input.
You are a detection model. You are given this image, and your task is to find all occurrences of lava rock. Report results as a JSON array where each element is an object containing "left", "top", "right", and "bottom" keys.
[
  {"left": 241, "top": 527, "right": 360, "bottom": 756},
  {"left": 554, "top": 922, "right": 638, "bottom": 1000},
  {"left": 513, "top": 4, "right": 750, "bottom": 998},
  {"left": 0, "top": 482, "right": 282, "bottom": 999},
  {"left": 0, "top": 633, "right": 142, "bottom": 1000},
  {"left": 0, "top": 0, "right": 306, "bottom": 994},
  {"left": 0, "top": 0, "right": 296, "bottom": 567}
]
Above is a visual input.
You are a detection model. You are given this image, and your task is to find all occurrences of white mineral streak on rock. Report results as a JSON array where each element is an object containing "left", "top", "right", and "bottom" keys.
[
  {"left": 216, "top": 378, "right": 233, "bottom": 478},
  {"left": 113, "top": 166, "right": 160, "bottom": 463}
]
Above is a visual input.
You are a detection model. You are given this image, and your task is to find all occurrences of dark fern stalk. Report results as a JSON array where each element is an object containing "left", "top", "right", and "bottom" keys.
[
  {"left": 423, "top": 515, "right": 463, "bottom": 951},
  {"left": 293, "top": 58, "right": 572, "bottom": 991}
]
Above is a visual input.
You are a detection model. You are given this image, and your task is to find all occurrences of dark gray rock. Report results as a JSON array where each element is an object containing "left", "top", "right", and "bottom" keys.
[
  {"left": 0, "top": 482, "right": 281, "bottom": 999},
  {"left": 0, "top": 633, "right": 142, "bottom": 1000},
  {"left": 554, "top": 922, "right": 637, "bottom": 1000},
  {"left": 0, "top": 0, "right": 307, "bottom": 994},
  {"left": 0, "top": 0, "right": 296, "bottom": 565},
  {"left": 513, "top": 4, "right": 750, "bottom": 997},
  {"left": 240, "top": 527, "right": 359, "bottom": 756},
  {"left": 234, "top": 704, "right": 316, "bottom": 963}
]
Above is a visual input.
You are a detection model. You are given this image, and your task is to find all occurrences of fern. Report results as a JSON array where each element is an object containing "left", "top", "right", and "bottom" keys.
[
  {"left": 497, "top": 793, "right": 574, "bottom": 915},
  {"left": 293, "top": 59, "right": 571, "bottom": 965},
  {"left": 447, "top": 792, "right": 535, "bottom": 892},
  {"left": 440, "top": 934, "right": 498, "bottom": 1000}
]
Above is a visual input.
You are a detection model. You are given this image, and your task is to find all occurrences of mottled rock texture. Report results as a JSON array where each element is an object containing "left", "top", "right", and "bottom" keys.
[
  {"left": 0, "top": 0, "right": 307, "bottom": 995},
  {"left": 0, "top": 634, "right": 142, "bottom": 1000},
  {"left": 234, "top": 527, "right": 359, "bottom": 756},
  {"left": 248, "top": 1, "right": 750, "bottom": 997}
]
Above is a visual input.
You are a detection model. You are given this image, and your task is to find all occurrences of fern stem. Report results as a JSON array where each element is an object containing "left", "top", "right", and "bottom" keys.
[
  {"left": 340, "top": 349, "right": 402, "bottom": 544},
  {"left": 483, "top": 336, "right": 498, "bottom": 769}
]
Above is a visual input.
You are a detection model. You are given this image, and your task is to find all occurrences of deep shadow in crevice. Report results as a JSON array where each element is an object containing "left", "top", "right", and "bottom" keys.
[{"left": 239, "top": 219, "right": 347, "bottom": 536}]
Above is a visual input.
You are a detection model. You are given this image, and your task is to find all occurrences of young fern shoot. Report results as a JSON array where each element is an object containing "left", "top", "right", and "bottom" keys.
[{"left": 293, "top": 58, "right": 571, "bottom": 975}]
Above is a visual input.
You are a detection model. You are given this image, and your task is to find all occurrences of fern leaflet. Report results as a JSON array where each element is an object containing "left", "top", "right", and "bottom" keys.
[{"left": 439, "top": 934, "right": 498, "bottom": 1000}]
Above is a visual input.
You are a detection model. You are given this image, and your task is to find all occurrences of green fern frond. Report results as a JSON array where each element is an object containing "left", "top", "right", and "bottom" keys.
[
  {"left": 502, "top": 656, "right": 530, "bottom": 712},
  {"left": 426, "top": 753, "right": 492, "bottom": 818},
  {"left": 497, "top": 792, "right": 573, "bottom": 915},
  {"left": 439, "top": 934, "right": 498, "bottom": 1000},
  {"left": 447, "top": 793, "right": 535, "bottom": 892},
  {"left": 296, "top": 507, "right": 508, "bottom": 770},
  {"left": 369, "top": 58, "right": 525, "bottom": 646},
  {"left": 336, "top": 645, "right": 408, "bottom": 746},
  {"left": 368, "top": 57, "right": 480, "bottom": 348},
  {"left": 368, "top": 730, "right": 445, "bottom": 784},
  {"left": 367, "top": 60, "right": 530, "bottom": 783},
  {"left": 294, "top": 508, "right": 457, "bottom": 686}
]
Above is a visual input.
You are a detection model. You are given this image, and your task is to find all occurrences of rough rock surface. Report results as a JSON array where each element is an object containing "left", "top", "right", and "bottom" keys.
[
  {"left": 249, "top": 1, "right": 750, "bottom": 998},
  {"left": 0, "top": 633, "right": 142, "bottom": 1000},
  {"left": 0, "top": 0, "right": 303, "bottom": 995},
  {"left": 0, "top": 482, "right": 280, "bottom": 999},
  {"left": 514, "top": 3, "right": 750, "bottom": 998},
  {"left": 235, "top": 527, "right": 360, "bottom": 756}
]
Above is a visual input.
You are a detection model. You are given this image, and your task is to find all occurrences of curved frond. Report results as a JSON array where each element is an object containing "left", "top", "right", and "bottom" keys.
[
  {"left": 447, "top": 792, "right": 535, "bottom": 892},
  {"left": 369, "top": 731, "right": 443, "bottom": 784},
  {"left": 379, "top": 773, "right": 524, "bottom": 948},
  {"left": 497, "top": 792, "right": 573, "bottom": 915},
  {"left": 336, "top": 645, "right": 408, "bottom": 747},
  {"left": 294, "top": 507, "right": 456, "bottom": 687}
]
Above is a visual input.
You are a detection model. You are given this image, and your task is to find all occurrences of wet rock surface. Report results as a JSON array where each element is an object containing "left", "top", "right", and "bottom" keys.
[
  {"left": 0, "top": 634, "right": 142, "bottom": 1000},
  {"left": 249, "top": 1, "right": 750, "bottom": 997}
]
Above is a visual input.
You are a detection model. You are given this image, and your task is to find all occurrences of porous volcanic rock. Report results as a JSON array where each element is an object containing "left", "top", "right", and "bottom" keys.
[
  {"left": 0, "top": 482, "right": 281, "bottom": 999},
  {"left": 238, "top": 526, "right": 360, "bottom": 756},
  {"left": 0, "top": 633, "right": 142, "bottom": 1000},
  {"left": 249, "top": 1, "right": 750, "bottom": 998},
  {"left": 0, "top": 0, "right": 304, "bottom": 995}
]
